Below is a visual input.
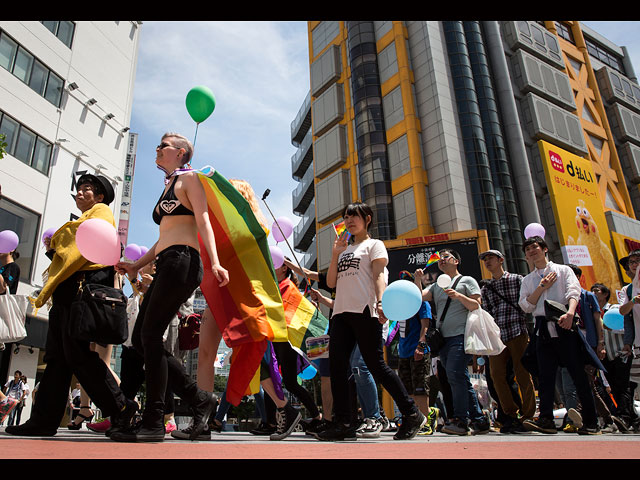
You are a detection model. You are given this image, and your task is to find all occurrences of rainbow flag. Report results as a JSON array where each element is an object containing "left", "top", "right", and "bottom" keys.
[
  {"left": 333, "top": 219, "right": 351, "bottom": 239},
  {"left": 196, "top": 167, "right": 288, "bottom": 406},
  {"left": 425, "top": 251, "right": 440, "bottom": 268},
  {"left": 279, "top": 277, "right": 329, "bottom": 355}
]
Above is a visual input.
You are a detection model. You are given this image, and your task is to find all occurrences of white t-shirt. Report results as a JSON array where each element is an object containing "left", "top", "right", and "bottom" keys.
[
  {"left": 333, "top": 238, "right": 388, "bottom": 318},
  {"left": 4, "top": 379, "right": 25, "bottom": 400}
]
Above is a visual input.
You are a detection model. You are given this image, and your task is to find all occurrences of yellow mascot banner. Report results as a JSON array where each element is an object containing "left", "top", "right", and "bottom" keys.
[{"left": 538, "top": 140, "right": 620, "bottom": 293}]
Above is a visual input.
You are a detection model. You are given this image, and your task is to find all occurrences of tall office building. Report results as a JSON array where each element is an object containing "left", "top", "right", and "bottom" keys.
[
  {"left": 291, "top": 21, "right": 640, "bottom": 294},
  {"left": 0, "top": 21, "right": 141, "bottom": 421}
]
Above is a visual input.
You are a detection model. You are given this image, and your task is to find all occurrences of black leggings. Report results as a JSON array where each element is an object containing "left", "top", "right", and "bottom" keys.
[
  {"left": 272, "top": 341, "right": 320, "bottom": 418},
  {"left": 131, "top": 245, "right": 203, "bottom": 427},
  {"left": 329, "top": 307, "right": 417, "bottom": 424}
]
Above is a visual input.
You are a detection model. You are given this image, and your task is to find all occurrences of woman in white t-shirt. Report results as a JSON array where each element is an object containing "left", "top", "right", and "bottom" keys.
[{"left": 316, "top": 202, "right": 426, "bottom": 441}]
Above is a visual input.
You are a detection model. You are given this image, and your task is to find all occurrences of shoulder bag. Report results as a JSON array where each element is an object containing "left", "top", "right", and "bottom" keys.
[
  {"left": 68, "top": 273, "right": 129, "bottom": 345},
  {"left": 425, "top": 276, "right": 463, "bottom": 357},
  {"left": 178, "top": 312, "right": 202, "bottom": 351}
]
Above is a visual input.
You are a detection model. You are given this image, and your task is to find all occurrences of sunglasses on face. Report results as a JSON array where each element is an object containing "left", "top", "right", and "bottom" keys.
[{"left": 157, "top": 142, "right": 181, "bottom": 151}]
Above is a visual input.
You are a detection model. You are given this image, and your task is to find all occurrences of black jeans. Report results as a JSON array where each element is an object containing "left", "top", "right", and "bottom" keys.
[
  {"left": 601, "top": 355, "right": 635, "bottom": 423},
  {"left": 272, "top": 341, "right": 320, "bottom": 418},
  {"left": 329, "top": 307, "right": 417, "bottom": 425},
  {"left": 131, "top": 245, "right": 203, "bottom": 427},
  {"left": 30, "top": 268, "right": 127, "bottom": 430},
  {"left": 534, "top": 317, "right": 597, "bottom": 426}
]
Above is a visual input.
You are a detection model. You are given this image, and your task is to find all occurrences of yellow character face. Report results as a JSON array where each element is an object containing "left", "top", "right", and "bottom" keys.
[{"left": 575, "top": 200, "right": 596, "bottom": 236}]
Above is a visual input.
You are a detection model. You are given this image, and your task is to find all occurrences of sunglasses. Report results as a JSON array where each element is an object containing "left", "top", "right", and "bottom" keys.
[{"left": 157, "top": 142, "right": 182, "bottom": 151}]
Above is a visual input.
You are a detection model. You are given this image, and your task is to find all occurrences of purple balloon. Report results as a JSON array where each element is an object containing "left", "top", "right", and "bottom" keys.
[
  {"left": 42, "top": 227, "right": 57, "bottom": 244},
  {"left": 0, "top": 230, "right": 19, "bottom": 254},
  {"left": 272, "top": 217, "right": 294, "bottom": 243},
  {"left": 139, "top": 246, "right": 149, "bottom": 256},
  {"left": 524, "top": 223, "right": 546, "bottom": 239},
  {"left": 124, "top": 243, "right": 142, "bottom": 261},
  {"left": 269, "top": 245, "right": 285, "bottom": 269}
]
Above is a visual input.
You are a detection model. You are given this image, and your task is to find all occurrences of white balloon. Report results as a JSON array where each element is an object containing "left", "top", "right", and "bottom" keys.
[{"left": 436, "top": 274, "right": 452, "bottom": 289}]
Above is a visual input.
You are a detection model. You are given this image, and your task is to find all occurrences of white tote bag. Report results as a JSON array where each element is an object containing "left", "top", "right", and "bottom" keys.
[
  {"left": 464, "top": 306, "right": 506, "bottom": 356},
  {"left": 0, "top": 295, "right": 29, "bottom": 343}
]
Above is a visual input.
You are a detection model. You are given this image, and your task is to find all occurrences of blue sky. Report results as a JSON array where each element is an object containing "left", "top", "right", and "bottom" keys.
[{"left": 124, "top": 21, "right": 640, "bottom": 272}]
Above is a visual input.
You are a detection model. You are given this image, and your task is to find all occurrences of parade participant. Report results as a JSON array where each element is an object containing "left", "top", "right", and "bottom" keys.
[
  {"left": 317, "top": 202, "right": 426, "bottom": 441},
  {"left": 6, "top": 174, "right": 136, "bottom": 437},
  {"left": 518, "top": 236, "right": 600, "bottom": 435},
  {"left": 0, "top": 249, "right": 20, "bottom": 295},
  {"left": 112, "top": 133, "right": 228, "bottom": 442}
]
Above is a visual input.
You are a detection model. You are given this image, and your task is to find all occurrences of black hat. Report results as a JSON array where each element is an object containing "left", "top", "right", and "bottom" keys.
[
  {"left": 77, "top": 174, "right": 115, "bottom": 205},
  {"left": 619, "top": 249, "right": 640, "bottom": 271}
]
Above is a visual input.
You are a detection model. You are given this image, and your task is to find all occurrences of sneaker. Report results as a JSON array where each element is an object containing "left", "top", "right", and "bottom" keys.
[
  {"left": 611, "top": 415, "right": 629, "bottom": 433},
  {"left": 499, "top": 417, "right": 517, "bottom": 434},
  {"left": 109, "top": 399, "right": 139, "bottom": 437},
  {"left": 250, "top": 422, "right": 277, "bottom": 436},
  {"left": 316, "top": 422, "right": 357, "bottom": 441},
  {"left": 5, "top": 420, "right": 57, "bottom": 437},
  {"left": 303, "top": 418, "right": 328, "bottom": 437},
  {"left": 394, "top": 410, "right": 427, "bottom": 440},
  {"left": 0, "top": 398, "right": 19, "bottom": 424},
  {"left": 190, "top": 392, "right": 218, "bottom": 441},
  {"left": 600, "top": 423, "right": 618, "bottom": 434},
  {"left": 563, "top": 423, "right": 579, "bottom": 433},
  {"left": 427, "top": 407, "right": 440, "bottom": 433},
  {"left": 379, "top": 413, "right": 394, "bottom": 432},
  {"left": 442, "top": 419, "right": 471, "bottom": 436},
  {"left": 87, "top": 418, "right": 111, "bottom": 433},
  {"left": 470, "top": 417, "right": 491, "bottom": 435},
  {"left": 111, "top": 423, "right": 166, "bottom": 442},
  {"left": 270, "top": 403, "right": 302, "bottom": 441},
  {"left": 523, "top": 417, "right": 558, "bottom": 434},
  {"left": 171, "top": 422, "right": 212, "bottom": 441},
  {"left": 567, "top": 408, "right": 583, "bottom": 429},
  {"left": 209, "top": 419, "right": 223, "bottom": 433},
  {"left": 509, "top": 419, "right": 529, "bottom": 434},
  {"left": 417, "top": 423, "right": 433, "bottom": 436},
  {"left": 577, "top": 424, "right": 601, "bottom": 435},
  {"left": 355, "top": 417, "right": 383, "bottom": 438},
  {"left": 164, "top": 419, "right": 177, "bottom": 434}
]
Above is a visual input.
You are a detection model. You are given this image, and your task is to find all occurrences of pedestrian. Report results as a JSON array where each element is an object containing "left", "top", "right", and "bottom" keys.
[
  {"left": 316, "top": 202, "right": 426, "bottom": 441},
  {"left": 15, "top": 375, "right": 29, "bottom": 425},
  {"left": 416, "top": 249, "right": 489, "bottom": 436},
  {"left": 3, "top": 370, "right": 25, "bottom": 426},
  {"left": 6, "top": 174, "right": 137, "bottom": 437},
  {"left": 113, "top": 132, "right": 228, "bottom": 442},
  {"left": 479, "top": 249, "right": 536, "bottom": 433},
  {"left": 0, "top": 249, "right": 20, "bottom": 295},
  {"left": 518, "top": 235, "right": 600, "bottom": 434}
]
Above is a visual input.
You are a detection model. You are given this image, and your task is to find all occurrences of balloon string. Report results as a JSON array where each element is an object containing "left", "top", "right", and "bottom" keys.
[{"left": 193, "top": 123, "right": 200, "bottom": 148}]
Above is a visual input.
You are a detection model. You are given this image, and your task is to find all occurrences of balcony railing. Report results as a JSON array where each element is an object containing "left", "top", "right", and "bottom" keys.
[{"left": 291, "top": 91, "right": 312, "bottom": 146}]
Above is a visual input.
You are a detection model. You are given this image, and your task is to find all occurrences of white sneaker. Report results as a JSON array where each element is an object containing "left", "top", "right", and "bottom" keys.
[
  {"left": 567, "top": 408, "right": 583, "bottom": 429},
  {"left": 355, "top": 417, "right": 383, "bottom": 438}
]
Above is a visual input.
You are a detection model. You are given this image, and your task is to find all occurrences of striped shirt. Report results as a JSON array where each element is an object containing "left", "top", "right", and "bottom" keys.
[{"left": 481, "top": 272, "right": 528, "bottom": 343}]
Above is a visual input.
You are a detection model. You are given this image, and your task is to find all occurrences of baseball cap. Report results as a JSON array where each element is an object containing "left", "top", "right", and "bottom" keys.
[{"left": 479, "top": 249, "right": 504, "bottom": 260}]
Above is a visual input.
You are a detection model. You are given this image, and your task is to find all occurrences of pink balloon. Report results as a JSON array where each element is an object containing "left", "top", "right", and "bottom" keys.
[
  {"left": 124, "top": 244, "right": 142, "bottom": 261},
  {"left": 272, "top": 217, "right": 294, "bottom": 243},
  {"left": 0, "top": 230, "right": 19, "bottom": 253},
  {"left": 524, "top": 223, "right": 546, "bottom": 239},
  {"left": 269, "top": 245, "right": 285, "bottom": 269},
  {"left": 76, "top": 218, "right": 120, "bottom": 265}
]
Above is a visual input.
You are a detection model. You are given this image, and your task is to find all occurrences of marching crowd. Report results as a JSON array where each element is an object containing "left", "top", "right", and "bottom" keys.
[{"left": 1, "top": 131, "right": 639, "bottom": 443}]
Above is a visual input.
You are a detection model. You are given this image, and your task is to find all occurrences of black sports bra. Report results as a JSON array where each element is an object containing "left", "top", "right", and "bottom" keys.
[{"left": 153, "top": 176, "right": 194, "bottom": 225}]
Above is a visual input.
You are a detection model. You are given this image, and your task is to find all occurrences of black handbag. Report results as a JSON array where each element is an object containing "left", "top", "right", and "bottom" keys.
[
  {"left": 425, "top": 276, "right": 462, "bottom": 357},
  {"left": 68, "top": 275, "right": 129, "bottom": 345}
]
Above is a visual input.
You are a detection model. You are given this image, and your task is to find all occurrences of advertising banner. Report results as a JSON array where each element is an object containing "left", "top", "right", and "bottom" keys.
[{"left": 538, "top": 140, "right": 620, "bottom": 292}]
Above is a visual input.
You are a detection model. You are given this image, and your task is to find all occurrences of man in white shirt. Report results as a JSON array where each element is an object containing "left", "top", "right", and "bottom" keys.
[{"left": 517, "top": 236, "right": 600, "bottom": 435}]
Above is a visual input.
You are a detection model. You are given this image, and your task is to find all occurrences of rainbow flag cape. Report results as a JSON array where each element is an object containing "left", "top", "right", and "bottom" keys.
[
  {"left": 425, "top": 251, "right": 440, "bottom": 268},
  {"left": 196, "top": 166, "right": 288, "bottom": 406},
  {"left": 279, "top": 277, "right": 329, "bottom": 354}
]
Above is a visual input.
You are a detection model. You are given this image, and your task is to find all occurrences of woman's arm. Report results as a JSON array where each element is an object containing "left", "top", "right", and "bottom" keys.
[{"left": 372, "top": 257, "right": 388, "bottom": 323}]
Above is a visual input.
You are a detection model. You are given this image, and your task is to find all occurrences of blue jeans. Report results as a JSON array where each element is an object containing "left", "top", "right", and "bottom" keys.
[
  {"left": 350, "top": 345, "right": 380, "bottom": 419},
  {"left": 439, "top": 334, "right": 483, "bottom": 422}
]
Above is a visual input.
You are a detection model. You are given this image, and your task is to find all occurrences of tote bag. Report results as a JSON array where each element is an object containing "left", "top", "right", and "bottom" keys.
[{"left": 0, "top": 295, "right": 29, "bottom": 343}]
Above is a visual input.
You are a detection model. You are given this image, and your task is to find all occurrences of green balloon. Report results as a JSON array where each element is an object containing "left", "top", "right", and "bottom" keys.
[{"left": 185, "top": 86, "right": 216, "bottom": 123}]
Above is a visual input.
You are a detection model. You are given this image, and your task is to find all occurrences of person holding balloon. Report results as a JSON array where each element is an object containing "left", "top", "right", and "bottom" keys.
[
  {"left": 6, "top": 174, "right": 137, "bottom": 437},
  {"left": 317, "top": 201, "right": 426, "bottom": 441},
  {"left": 112, "top": 132, "right": 228, "bottom": 442}
]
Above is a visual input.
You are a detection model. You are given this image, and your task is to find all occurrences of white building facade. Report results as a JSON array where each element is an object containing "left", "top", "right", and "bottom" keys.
[{"left": 0, "top": 21, "right": 140, "bottom": 423}]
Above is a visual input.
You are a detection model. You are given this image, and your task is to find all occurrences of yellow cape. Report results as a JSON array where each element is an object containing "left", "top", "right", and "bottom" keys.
[{"left": 35, "top": 203, "right": 116, "bottom": 308}]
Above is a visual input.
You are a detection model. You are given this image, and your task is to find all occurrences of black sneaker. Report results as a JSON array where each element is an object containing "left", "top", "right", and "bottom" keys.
[
  {"left": 109, "top": 399, "right": 138, "bottom": 437},
  {"left": 5, "top": 420, "right": 57, "bottom": 437},
  {"left": 441, "top": 418, "right": 471, "bottom": 436},
  {"left": 316, "top": 422, "right": 357, "bottom": 441},
  {"left": 303, "top": 418, "right": 328, "bottom": 437},
  {"left": 393, "top": 410, "right": 426, "bottom": 440},
  {"left": 250, "top": 422, "right": 277, "bottom": 436},
  {"left": 111, "top": 422, "right": 166, "bottom": 442},
  {"left": 523, "top": 417, "right": 557, "bottom": 434},
  {"left": 470, "top": 417, "right": 491, "bottom": 435},
  {"left": 509, "top": 419, "right": 529, "bottom": 434},
  {"left": 171, "top": 422, "right": 212, "bottom": 441},
  {"left": 190, "top": 392, "right": 218, "bottom": 441},
  {"left": 499, "top": 417, "right": 516, "bottom": 434},
  {"left": 270, "top": 403, "right": 302, "bottom": 441},
  {"left": 577, "top": 424, "right": 601, "bottom": 435}
]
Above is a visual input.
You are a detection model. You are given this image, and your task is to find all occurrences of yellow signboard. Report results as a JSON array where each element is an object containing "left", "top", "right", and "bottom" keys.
[{"left": 538, "top": 140, "right": 620, "bottom": 292}]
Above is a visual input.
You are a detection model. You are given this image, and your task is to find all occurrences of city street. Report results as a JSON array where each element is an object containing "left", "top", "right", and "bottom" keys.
[{"left": 3, "top": 427, "right": 640, "bottom": 460}]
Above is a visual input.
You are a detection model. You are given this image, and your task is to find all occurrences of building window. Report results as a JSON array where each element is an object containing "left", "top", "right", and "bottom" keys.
[
  {"left": 0, "top": 29, "right": 65, "bottom": 107},
  {"left": 0, "top": 197, "right": 40, "bottom": 283},
  {"left": 0, "top": 110, "right": 53, "bottom": 175},
  {"left": 41, "top": 21, "right": 75, "bottom": 48},
  {"left": 555, "top": 22, "right": 574, "bottom": 44},
  {"left": 585, "top": 38, "right": 625, "bottom": 74}
]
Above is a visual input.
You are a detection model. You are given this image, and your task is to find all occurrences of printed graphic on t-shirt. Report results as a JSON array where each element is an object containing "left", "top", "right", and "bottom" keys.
[{"left": 337, "top": 253, "right": 360, "bottom": 273}]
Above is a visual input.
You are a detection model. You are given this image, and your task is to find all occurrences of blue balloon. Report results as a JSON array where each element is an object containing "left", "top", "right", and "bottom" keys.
[
  {"left": 603, "top": 308, "right": 625, "bottom": 331},
  {"left": 381, "top": 279, "right": 422, "bottom": 321},
  {"left": 298, "top": 364, "right": 317, "bottom": 380}
]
